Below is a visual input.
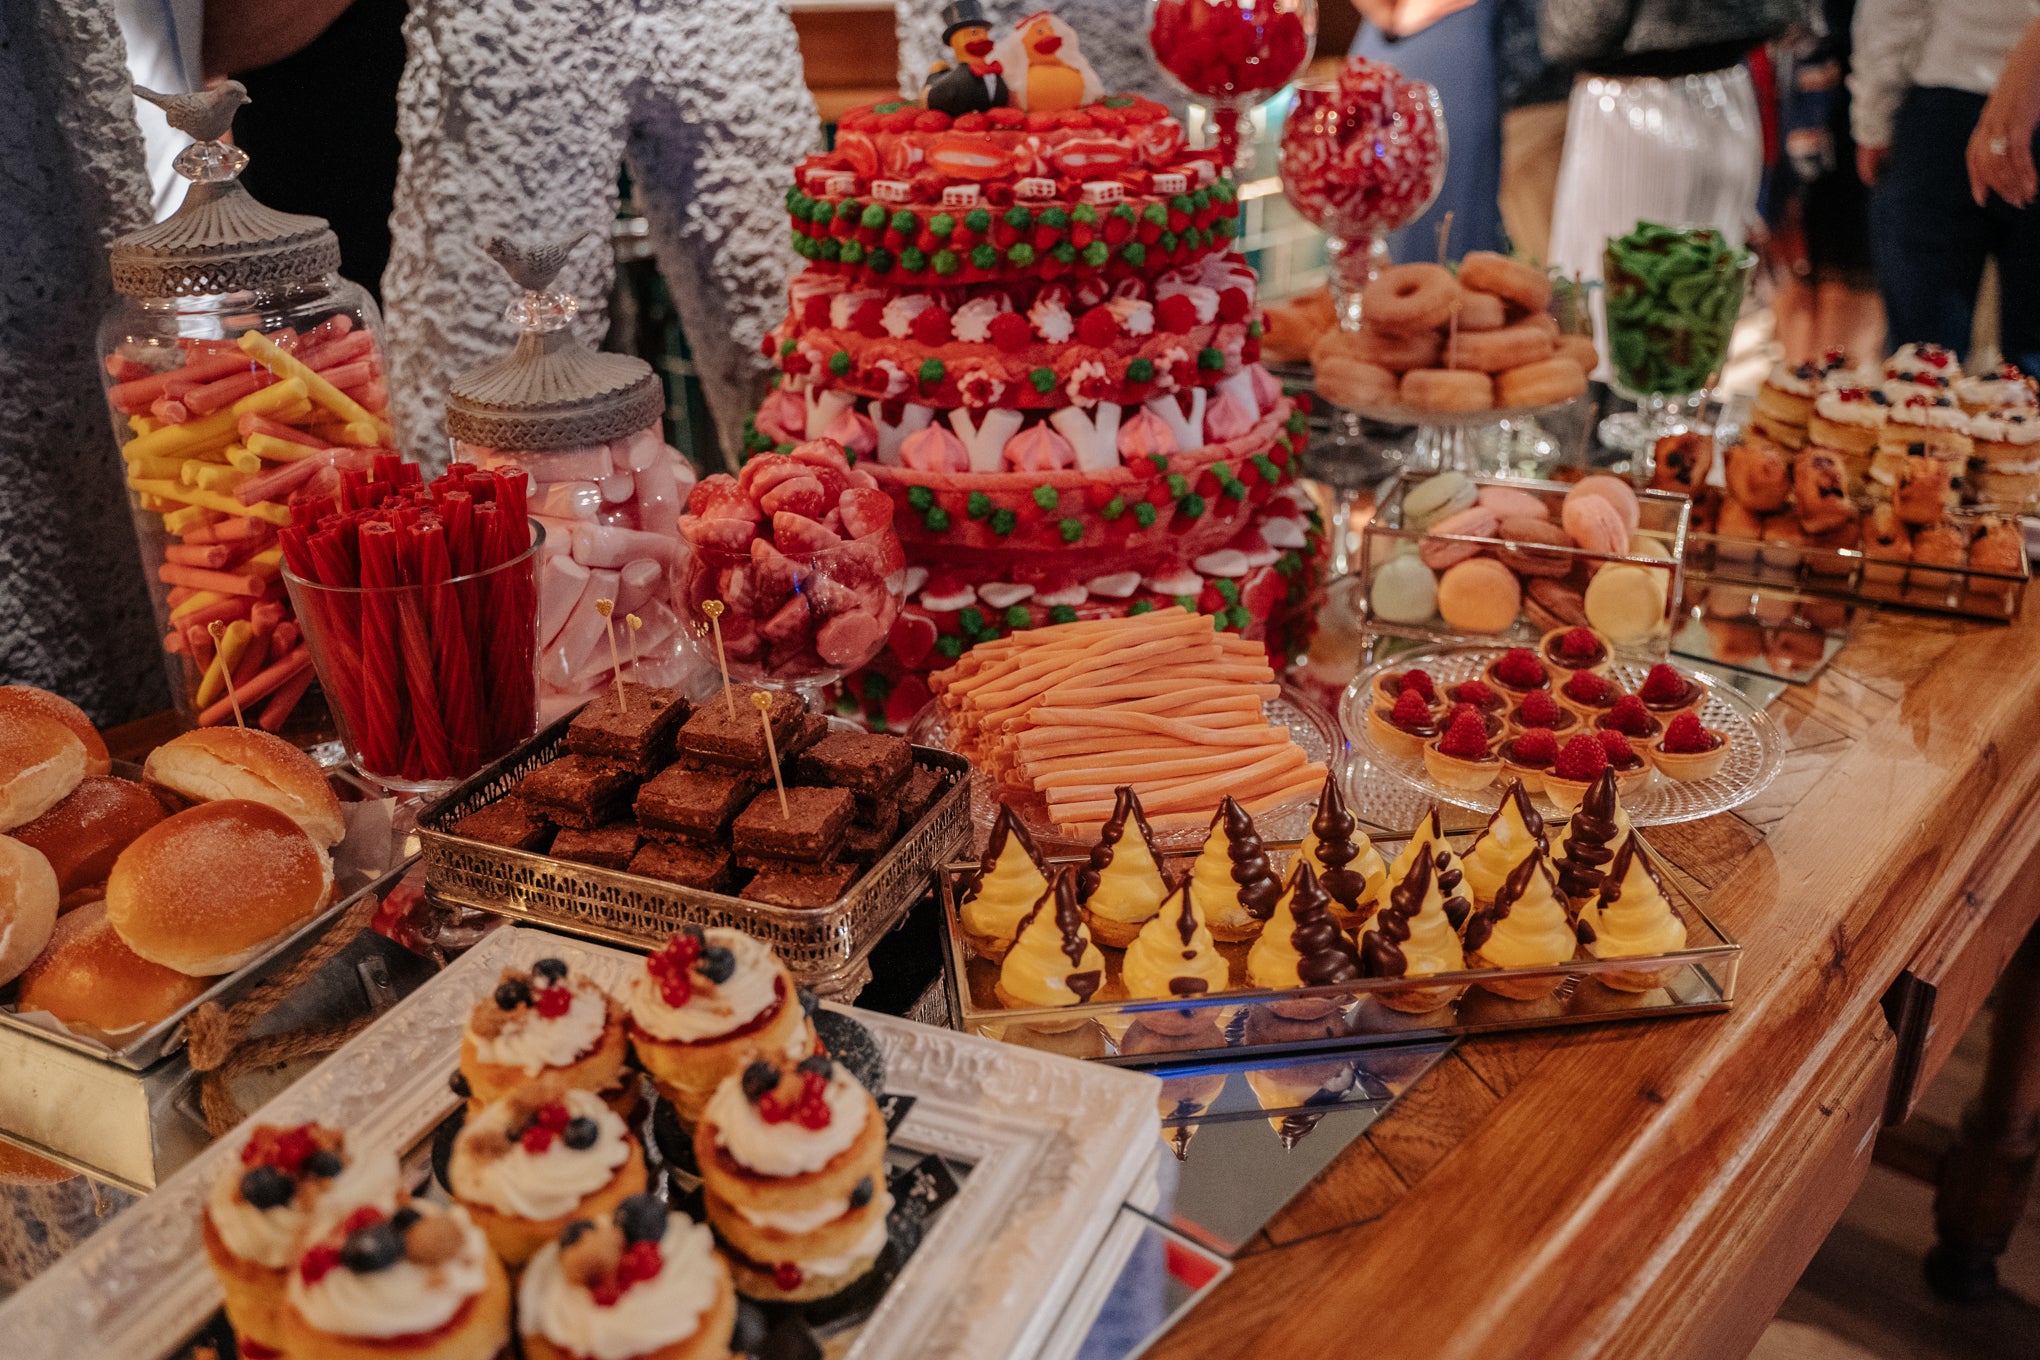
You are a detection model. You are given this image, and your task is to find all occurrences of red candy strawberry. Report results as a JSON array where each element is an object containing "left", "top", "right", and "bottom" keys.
[
  {"left": 1516, "top": 689, "right": 1563, "bottom": 727},
  {"left": 851, "top": 301, "right": 886, "bottom": 337},
  {"left": 1662, "top": 712, "right": 1720, "bottom": 753},
  {"left": 1493, "top": 648, "right": 1546, "bottom": 688},
  {"left": 1602, "top": 695, "right": 1654, "bottom": 736},
  {"left": 1553, "top": 733, "right": 1608, "bottom": 781},
  {"left": 1438, "top": 709, "right": 1491, "bottom": 759},
  {"left": 1154, "top": 293, "right": 1199, "bottom": 333},
  {"left": 910, "top": 307, "right": 953, "bottom": 346},
  {"left": 801, "top": 296, "right": 832, "bottom": 329},
  {"left": 1077, "top": 307, "right": 1120, "bottom": 346},
  {"left": 987, "top": 311, "right": 1032, "bottom": 352},
  {"left": 1639, "top": 663, "right": 1690, "bottom": 705},
  {"left": 1216, "top": 287, "right": 1251, "bottom": 322}
]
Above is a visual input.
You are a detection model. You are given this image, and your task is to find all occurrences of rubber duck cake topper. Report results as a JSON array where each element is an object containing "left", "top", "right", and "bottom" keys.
[
  {"left": 924, "top": 1, "right": 1009, "bottom": 116},
  {"left": 923, "top": 5, "right": 1106, "bottom": 116}
]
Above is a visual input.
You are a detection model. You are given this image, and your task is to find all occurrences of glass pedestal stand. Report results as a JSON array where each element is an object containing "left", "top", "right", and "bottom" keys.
[{"left": 1597, "top": 387, "right": 1712, "bottom": 486}]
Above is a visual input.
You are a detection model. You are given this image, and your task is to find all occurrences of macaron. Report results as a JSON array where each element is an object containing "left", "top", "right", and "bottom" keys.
[
  {"left": 1403, "top": 471, "right": 1477, "bottom": 531},
  {"left": 1494, "top": 515, "right": 1574, "bottom": 577},
  {"left": 1566, "top": 474, "right": 1641, "bottom": 531},
  {"left": 1417, "top": 506, "right": 1499, "bottom": 569},
  {"left": 1436, "top": 557, "right": 1522, "bottom": 633},
  {"left": 1476, "top": 484, "right": 1550, "bottom": 521},
  {"left": 1370, "top": 554, "right": 1439, "bottom": 624},
  {"left": 1562, "top": 492, "right": 1630, "bottom": 556},
  {"left": 1524, "top": 577, "right": 1589, "bottom": 630},
  {"left": 1584, "top": 564, "right": 1668, "bottom": 642}
]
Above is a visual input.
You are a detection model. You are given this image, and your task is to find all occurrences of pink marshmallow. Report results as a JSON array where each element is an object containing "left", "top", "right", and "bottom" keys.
[
  {"left": 600, "top": 471, "right": 636, "bottom": 504},
  {"left": 634, "top": 454, "right": 683, "bottom": 535},
  {"left": 614, "top": 558, "right": 665, "bottom": 616},
  {"left": 570, "top": 522, "right": 683, "bottom": 570},
  {"left": 539, "top": 566, "right": 619, "bottom": 688},
  {"left": 533, "top": 480, "right": 603, "bottom": 520},
  {"left": 536, "top": 554, "right": 591, "bottom": 648},
  {"left": 618, "top": 428, "right": 663, "bottom": 470}
]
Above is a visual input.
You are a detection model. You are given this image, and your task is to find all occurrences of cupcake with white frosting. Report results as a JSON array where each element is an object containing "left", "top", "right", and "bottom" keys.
[
  {"left": 448, "top": 1084, "right": 649, "bottom": 1268},
  {"left": 518, "top": 1198, "right": 737, "bottom": 1360},
  {"left": 281, "top": 1199, "right": 510, "bottom": 1360},
  {"left": 202, "top": 1123, "right": 402, "bottom": 1360},
  {"left": 459, "top": 956, "right": 630, "bottom": 1112},
  {"left": 626, "top": 927, "right": 816, "bottom": 1125},
  {"left": 694, "top": 1055, "right": 891, "bottom": 1303}
]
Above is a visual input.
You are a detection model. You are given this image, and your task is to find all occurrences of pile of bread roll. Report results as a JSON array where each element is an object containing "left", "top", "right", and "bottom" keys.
[
  {"left": 0, "top": 692, "right": 344, "bottom": 1045},
  {"left": 1308, "top": 254, "right": 1597, "bottom": 416}
]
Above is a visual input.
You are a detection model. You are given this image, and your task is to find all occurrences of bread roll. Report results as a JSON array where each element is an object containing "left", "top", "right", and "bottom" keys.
[
  {"left": 11, "top": 776, "right": 167, "bottom": 899},
  {"left": 0, "top": 834, "right": 58, "bottom": 985},
  {"left": 105, "top": 800, "right": 333, "bottom": 976},
  {"left": 0, "top": 1141, "right": 75, "bottom": 1185},
  {"left": 16, "top": 901, "right": 211, "bottom": 1038},
  {"left": 0, "top": 686, "right": 110, "bottom": 777},
  {"left": 0, "top": 709, "right": 86, "bottom": 832},
  {"left": 142, "top": 727, "right": 344, "bottom": 847}
]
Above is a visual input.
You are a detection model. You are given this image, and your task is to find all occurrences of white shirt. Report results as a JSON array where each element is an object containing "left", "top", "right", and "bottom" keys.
[
  {"left": 1849, "top": 0, "right": 2040, "bottom": 148},
  {"left": 114, "top": 0, "right": 206, "bottom": 220}
]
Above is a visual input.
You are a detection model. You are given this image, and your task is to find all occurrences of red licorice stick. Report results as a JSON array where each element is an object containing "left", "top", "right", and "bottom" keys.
[
  {"left": 200, "top": 646, "right": 310, "bottom": 725},
  {"left": 259, "top": 665, "right": 316, "bottom": 732},
  {"left": 391, "top": 519, "right": 452, "bottom": 779},
  {"left": 355, "top": 521, "right": 407, "bottom": 775}
]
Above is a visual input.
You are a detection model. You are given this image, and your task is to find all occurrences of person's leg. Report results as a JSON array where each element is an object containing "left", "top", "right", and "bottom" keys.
[
  {"left": 1775, "top": 274, "right": 1817, "bottom": 365},
  {"left": 1498, "top": 100, "right": 1568, "bottom": 262},
  {"left": 1813, "top": 280, "right": 1887, "bottom": 364},
  {"left": 1356, "top": 1, "right": 1504, "bottom": 260},
  {"left": 1989, "top": 127, "right": 2040, "bottom": 379},
  {"left": 1871, "top": 87, "right": 1990, "bottom": 361}
]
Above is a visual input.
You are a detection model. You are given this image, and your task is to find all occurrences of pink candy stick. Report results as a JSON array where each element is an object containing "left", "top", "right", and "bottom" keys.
[
  {"left": 570, "top": 522, "right": 681, "bottom": 571},
  {"left": 108, "top": 349, "right": 248, "bottom": 413},
  {"left": 182, "top": 516, "right": 273, "bottom": 545},
  {"left": 183, "top": 369, "right": 275, "bottom": 416},
  {"left": 299, "top": 330, "right": 374, "bottom": 371},
  {"left": 613, "top": 558, "right": 664, "bottom": 616},
  {"left": 342, "top": 379, "right": 388, "bottom": 414},
  {"left": 320, "top": 360, "right": 373, "bottom": 390},
  {"left": 539, "top": 567, "right": 620, "bottom": 689},
  {"left": 536, "top": 553, "right": 591, "bottom": 650},
  {"left": 150, "top": 397, "right": 193, "bottom": 424}
]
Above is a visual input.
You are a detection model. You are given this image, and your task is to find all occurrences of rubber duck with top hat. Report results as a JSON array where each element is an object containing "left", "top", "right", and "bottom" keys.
[{"left": 924, "top": 1, "right": 1010, "bottom": 116}]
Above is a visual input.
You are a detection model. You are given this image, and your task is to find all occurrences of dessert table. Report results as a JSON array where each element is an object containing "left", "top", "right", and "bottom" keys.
[{"left": 1146, "top": 601, "right": 2040, "bottom": 1357}]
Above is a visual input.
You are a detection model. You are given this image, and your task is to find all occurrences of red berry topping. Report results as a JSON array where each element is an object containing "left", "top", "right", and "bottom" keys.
[
  {"left": 535, "top": 984, "right": 572, "bottom": 1019},
  {"left": 1507, "top": 728, "right": 1558, "bottom": 763},
  {"left": 1216, "top": 287, "right": 1252, "bottom": 323},
  {"left": 1390, "top": 689, "right": 1431, "bottom": 728},
  {"left": 617, "top": 1240, "right": 664, "bottom": 1289},
  {"left": 1563, "top": 671, "right": 1614, "bottom": 704},
  {"left": 1516, "top": 689, "right": 1563, "bottom": 727},
  {"left": 1599, "top": 730, "right": 1640, "bottom": 767},
  {"left": 648, "top": 932, "right": 703, "bottom": 1006},
  {"left": 243, "top": 1125, "right": 318, "bottom": 1173},
  {"left": 1395, "top": 669, "right": 1437, "bottom": 701},
  {"left": 1442, "top": 702, "right": 1482, "bottom": 731},
  {"left": 298, "top": 1244, "right": 341, "bottom": 1285},
  {"left": 1662, "top": 712, "right": 1721, "bottom": 754},
  {"left": 1639, "top": 663, "right": 1690, "bottom": 705},
  {"left": 535, "top": 1102, "right": 570, "bottom": 1132},
  {"left": 1438, "top": 709, "right": 1491, "bottom": 760},
  {"left": 987, "top": 311, "right": 1032, "bottom": 352},
  {"left": 1154, "top": 293, "right": 1199, "bottom": 332},
  {"left": 1077, "top": 307, "right": 1120, "bottom": 346},
  {"left": 801, "top": 296, "right": 832, "bottom": 329},
  {"left": 520, "top": 1123, "right": 557, "bottom": 1153},
  {"left": 910, "top": 306, "right": 954, "bottom": 346},
  {"left": 1450, "top": 679, "right": 1497, "bottom": 708},
  {"left": 1558, "top": 627, "right": 1601, "bottom": 661},
  {"left": 850, "top": 301, "right": 886, "bottom": 338},
  {"left": 1603, "top": 695, "right": 1655, "bottom": 736},
  {"left": 774, "top": 1261, "right": 805, "bottom": 1291},
  {"left": 1553, "top": 733, "right": 1608, "bottom": 781},
  {"left": 1493, "top": 648, "right": 1547, "bottom": 688}
]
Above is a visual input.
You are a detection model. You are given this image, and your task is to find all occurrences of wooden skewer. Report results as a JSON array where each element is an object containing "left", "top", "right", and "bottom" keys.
[
  {"left": 595, "top": 598, "right": 625, "bottom": 713},
  {"left": 702, "top": 599, "right": 734, "bottom": 717},
  {"left": 208, "top": 620, "right": 245, "bottom": 727},
  {"left": 625, "top": 612, "right": 643, "bottom": 676},
  {"left": 753, "top": 690, "right": 789, "bottom": 818}
]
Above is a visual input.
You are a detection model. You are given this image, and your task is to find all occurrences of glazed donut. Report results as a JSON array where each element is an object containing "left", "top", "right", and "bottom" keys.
[
  {"left": 1312, "top": 355, "right": 1398, "bottom": 411},
  {"left": 1360, "top": 263, "right": 1458, "bottom": 336},
  {"left": 1457, "top": 251, "right": 1554, "bottom": 313},
  {"left": 1347, "top": 325, "right": 1443, "bottom": 371},
  {"left": 1496, "top": 357, "right": 1588, "bottom": 408},
  {"left": 1443, "top": 322, "right": 1555, "bottom": 374},
  {"left": 1453, "top": 288, "right": 1507, "bottom": 331},
  {"left": 1555, "top": 334, "right": 1599, "bottom": 370},
  {"left": 1399, "top": 368, "right": 1494, "bottom": 413},
  {"left": 1724, "top": 437, "right": 1792, "bottom": 513}
]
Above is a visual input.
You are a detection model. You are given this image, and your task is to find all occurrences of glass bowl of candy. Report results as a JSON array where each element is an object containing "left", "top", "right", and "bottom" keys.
[{"left": 1148, "top": 0, "right": 1316, "bottom": 173}]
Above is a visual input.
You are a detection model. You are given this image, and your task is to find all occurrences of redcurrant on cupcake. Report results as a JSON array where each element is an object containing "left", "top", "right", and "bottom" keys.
[
  {"left": 1506, "top": 687, "right": 1578, "bottom": 738},
  {"left": 1484, "top": 646, "right": 1550, "bottom": 700},
  {"left": 1652, "top": 711, "right": 1731, "bottom": 781},
  {"left": 1423, "top": 707, "right": 1502, "bottom": 793},
  {"left": 626, "top": 928, "right": 818, "bottom": 1126}
]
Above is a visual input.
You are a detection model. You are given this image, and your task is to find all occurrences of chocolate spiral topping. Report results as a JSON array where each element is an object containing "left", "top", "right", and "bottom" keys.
[
  {"left": 1463, "top": 853, "right": 1555, "bottom": 954},
  {"left": 972, "top": 805, "right": 1043, "bottom": 898},
  {"left": 1286, "top": 862, "right": 1362, "bottom": 986},
  {"left": 1556, "top": 770, "right": 1622, "bottom": 901},
  {"left": 1048, "top": 868, "right": 1088, "bottom": 968},
  {"left": 1598, "top": 831, "right": 1669, "bottom": 909},
  {"left": 1168, "top": 878, "right": 1199, "bottom": 946},
  {"left": 1361, "top": 850, "right": 1431, "bottom": 979},
  {"left": 1077, "top": 786, "right": 1155, "bottom": 901},
  {"left": 1309, "top": 778, "right": 1369, "bottom": 909},
  {"left": 1218, "top": 796, "right": 1283, "bottom": 920}
]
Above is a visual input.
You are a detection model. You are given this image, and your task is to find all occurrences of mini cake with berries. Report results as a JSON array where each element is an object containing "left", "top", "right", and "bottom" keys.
[
  {"left": 1505, "top": 687, "right": 1577, "bottom": 738},
  {"left": 1423, "top": 707, "right": 1501, "bottom": 793},
  {"left": 695, "top": 1055, "right": 892, "bottom": 1303},
  {"left": 1367, "top": 686, "right": 1441, "bottom": 761},
  {"left": 204, "top": 1124, "right": 402, "bottom": 1360},
  {"left": 1371, "top": 667, "right": 1439, "bottom": 713},
  {"left": 1556, "top": 669, "right": 1623, "bottom": 723},
  {"left": 1653, "top": 711, "right": 1730, "bottom": 781},
  {"left": 1484, "top": 646, "right": 1550, "bottom": 700},
  {"left": 1498, "top": 726, "right": 1559, "bottom": 793},
  {"left": 518, "top": 1198, "right": 737, "bottom": 1360},
  {"left": 626, "top": 927, "right": 817, "bottom": 1125},
  {"left": 459, "top": 957, "right": 629, "bottom": 1110},
  {"left": 281, "top": 1199, "right": 510, "bottom": 1360},
  {"left": 447, "top": 1085, "right": 648, "bottom": 1268},
  {"left": 1594, "top": 694, "right": 1663, "bottom": 749},
  {"left": 1538, "top": 626, "right": 1611, "bottom": 681},
  {"left": 1443, "top": 678, "right": 1505, "bottom": 717},
  {"left": 1541, "top": 733, "right": 1612, "bottom": 813},
  {"left": 1636, "top": 662, "right": 1704, "bottom": 720}
]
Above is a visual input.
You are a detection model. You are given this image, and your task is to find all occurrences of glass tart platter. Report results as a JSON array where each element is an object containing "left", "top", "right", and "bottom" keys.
[
  {"left": 909, "top": 681, "right": 1346, "bottom": 857},
  {"left": 1338, "top": 642, "right": 1784, "bottom": 826}
]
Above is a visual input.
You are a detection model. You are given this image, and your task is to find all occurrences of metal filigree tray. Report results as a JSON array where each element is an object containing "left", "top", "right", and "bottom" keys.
[
  {"left": 0, "top": 928, "right": 1162, "bottom": 1360},
  {"left": 416, "top": 713, "right": 973, "bottom": 996}
]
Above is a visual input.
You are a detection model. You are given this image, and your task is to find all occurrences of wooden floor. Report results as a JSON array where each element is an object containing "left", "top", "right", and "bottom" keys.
[{"left": 1754, "top": 1001, "right": 2040, "bottom": 1360}]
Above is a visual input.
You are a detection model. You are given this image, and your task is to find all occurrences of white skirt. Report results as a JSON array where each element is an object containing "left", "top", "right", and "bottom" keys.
[{"left": 1547, "top": 66, "right": 1764, "bottom": 379}]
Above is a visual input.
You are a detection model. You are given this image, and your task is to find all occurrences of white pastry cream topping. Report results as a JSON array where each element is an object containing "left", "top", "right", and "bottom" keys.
[
  {"left": 628, "top": 928, "right": 783, "bottom": 1043},
  {"left": 449, "top": 1088, "right": 632, "bottom": 1222},
  {"left": 468, "top": 978, "right": 609, "bottom": 1076},
  {"left": 518, "top": 1215, "right": 721, "bottom": 1360},
  {"left": 706, "top": 1061, "right": 870, "bottom": 1178},
  {"left": 288, "top": 1203, "right": 490, "bottom": 1340}
]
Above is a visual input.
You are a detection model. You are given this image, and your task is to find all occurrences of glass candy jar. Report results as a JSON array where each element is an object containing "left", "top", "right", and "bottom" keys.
[
  {"left": 97, "top": 82, "right": 395, "bottom": 747},
  {"left": 445, "top": 236, "right": 703, "bottom": 725}
]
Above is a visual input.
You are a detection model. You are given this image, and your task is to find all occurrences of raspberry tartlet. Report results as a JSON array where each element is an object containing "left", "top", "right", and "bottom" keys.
[
  {"left": 1367, "top": 688, "right": 1441, "bottom": 761},
  {"left": 1443, "top": 678, "right": 1506, "bottom": 715},
  {"left": 1652, "top": 712, "right": 1731, "bottom": 781},
  {"left": 1498, "top": 727, "right": 1559, "bottom": 792},
  {"left": 1483, "top": 647, "right": 1550, "bottom": 700},
  {"left": 1371, "top": 667, "right": 1441, "bottom": 714},
  {"left": 1506, "top": 687, "right": 1578, "bottom": 738},
  {"left": 1594, "top": 695, "right": 1663, "bottom": 751},
  {"left": 1597, "top": 730, "right": 1652, "bottom": 799},
  {"left": 1538, "top": 626, "right": 1612, "bottom": 681},
  {"left": 1636, "top": 663, "right": 1705, "bottom": 719},
  {"left": 1423, "top": 708, "right": 1501, "bottom": 792},
  {"left": 1540, "top": 733, "right": 1610, "bottom": 813},
  {"left": 1556, "top": 669, "right": 1624, "bottom": 722}
]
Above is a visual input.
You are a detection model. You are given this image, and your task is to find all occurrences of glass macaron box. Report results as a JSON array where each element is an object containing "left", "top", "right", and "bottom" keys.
[{"left": 1359, "top": 471, "right": 1691, "bottom": 655}]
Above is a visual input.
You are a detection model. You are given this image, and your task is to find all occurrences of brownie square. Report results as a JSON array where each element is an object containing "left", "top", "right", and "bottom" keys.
[
  {"left": 449, "top": 796, "right": 553, "bottom": 851},
  {"left": 516, "top": 755, "right": 641, "bottom": 830},
  {"left": 792, "top": 731, "right": 912, "bottom": 800},
  {"left": 550, "top": 821, "right": 645, "bottom": 870},
  {"left": 564, "top": 683, "right": 689, "bottom": 771},
  {"left": 897, "top": 765, "right": 947, "bottom": 827},
  {"left": 742, "top": 861, "right": 860, "bottom": 909},
  {"left": 731, "top": 785, "right": 854, "bottom": 864},
  {"left": 843, "top": 819, "right": 897, "bottom": 866},
  {"left": 627, "top": 839, "right": 735, "bottom": 892},
  {"left": 782, "top": 713, "right": 831, "bottom": 761},
  {"left": 851, "top": 796, "right": 902, "bottom": 839},
  {"left": 634, "top": 765, "right": 762, "bottom": 844},
  {"left": 676, "top": 685, "right": 806, "bottom": 771}
]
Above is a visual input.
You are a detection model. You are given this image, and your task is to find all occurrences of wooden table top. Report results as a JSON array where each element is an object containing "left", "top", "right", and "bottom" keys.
[{"left": 1152, "top": 602, "right": 2040, "bottom": 1360}]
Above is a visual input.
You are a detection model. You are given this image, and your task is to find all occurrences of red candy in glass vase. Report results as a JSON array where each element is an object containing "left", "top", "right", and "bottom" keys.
[
  {"left": 1148, "top": 0, "right": 1316, "bottom": 173},
  {"left": 1278, "top": 59, "right": 1447, "bottom": 329}
]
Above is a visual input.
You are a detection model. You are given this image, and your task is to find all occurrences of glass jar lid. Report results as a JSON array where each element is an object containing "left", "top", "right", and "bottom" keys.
[
  {"left": 108, "top": 81, "right": 343, "bottom": 298},
  {"left": 444, "top": 234, "right": 664, "bottom": 451}
]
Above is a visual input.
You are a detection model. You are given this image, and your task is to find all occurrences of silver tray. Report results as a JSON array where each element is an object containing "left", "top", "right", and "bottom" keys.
[
  {"left": 1684, "top": 516, "right": 2028, "bottom": 622},
  {"left": 0, "top": 927, "right": 1162, "bottom": 1360},
  {"left": 416, "top": 713, "right": 974, "bottom": 996},
  {"left": 939, "top": 834, "right": 1738, "bottom": 1065}
]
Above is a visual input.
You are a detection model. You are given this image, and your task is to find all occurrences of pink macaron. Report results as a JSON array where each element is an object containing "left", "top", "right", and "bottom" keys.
[
  {"left": 1476, "top": 484, "right": 1551, "bottom": 521},
  {"left": 1565, "top": 474, "right": 1641, "bottom": 532},
  {"left": 1436, "top": 557, "right": 1523, "bottom": 633},
  {"left": 1417, "top": 506, "right": 1500, "bottom": 569},
  {"left": 1562, "top": 492, "right": 1631, "bottom": 556}
]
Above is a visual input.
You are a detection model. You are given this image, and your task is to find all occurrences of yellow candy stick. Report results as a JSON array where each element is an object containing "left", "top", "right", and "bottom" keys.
[
  {"left": 170, "top": 589, "right": 228, "bottom": 622},
  {"left": 125, "top": 477, "right": 291, "bottom": 525},
  {"left": 121, "top": 379, "right": 308, "bottom": 461},
  {"left": 244, "top": 432, "right": 326, "bottom": 463},
  {"left": 236, "top": 332, "right": 389, "bottom": 444},
  {"left": 246, "top": 547, "right": 283, "bottom": 581},
  {"left": 128, "top": 454, "right": 188, "bottom": 482},
  {"left": 226, "top": 444, "right": 263, "bottom": 473},
  {"left": 198, "top": 619, "right": 251, "bottom": 708},
  {"left": 162, "top": 505, "right": 212, "bottom": 534},
  {"left": 128, "top": 415, "right": 157, "bottom": 437},
  {"left": 186, "top": 462, "right": 246, "bottom": 492}
]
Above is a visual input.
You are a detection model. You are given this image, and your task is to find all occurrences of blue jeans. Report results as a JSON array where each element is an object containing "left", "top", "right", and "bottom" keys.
[{"left": 1871, "top": 85, "right": 2040, "bottom": 378}]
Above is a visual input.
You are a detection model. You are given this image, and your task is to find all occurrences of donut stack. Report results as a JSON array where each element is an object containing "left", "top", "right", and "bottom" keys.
[{"left": 1311, "top": 253, "right": 1596, "bottom": 415}]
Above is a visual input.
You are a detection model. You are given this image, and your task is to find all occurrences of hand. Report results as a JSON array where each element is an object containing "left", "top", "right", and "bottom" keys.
[
  {"left": 1968, "top": 95, "right": 2040, "bottom": 207},
  {"left": 1356, "top": 0, "right": 1477, "bottom": 36},
  {"left": 1856, "top": 143, "right": 1889, "bottom": 187}
]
